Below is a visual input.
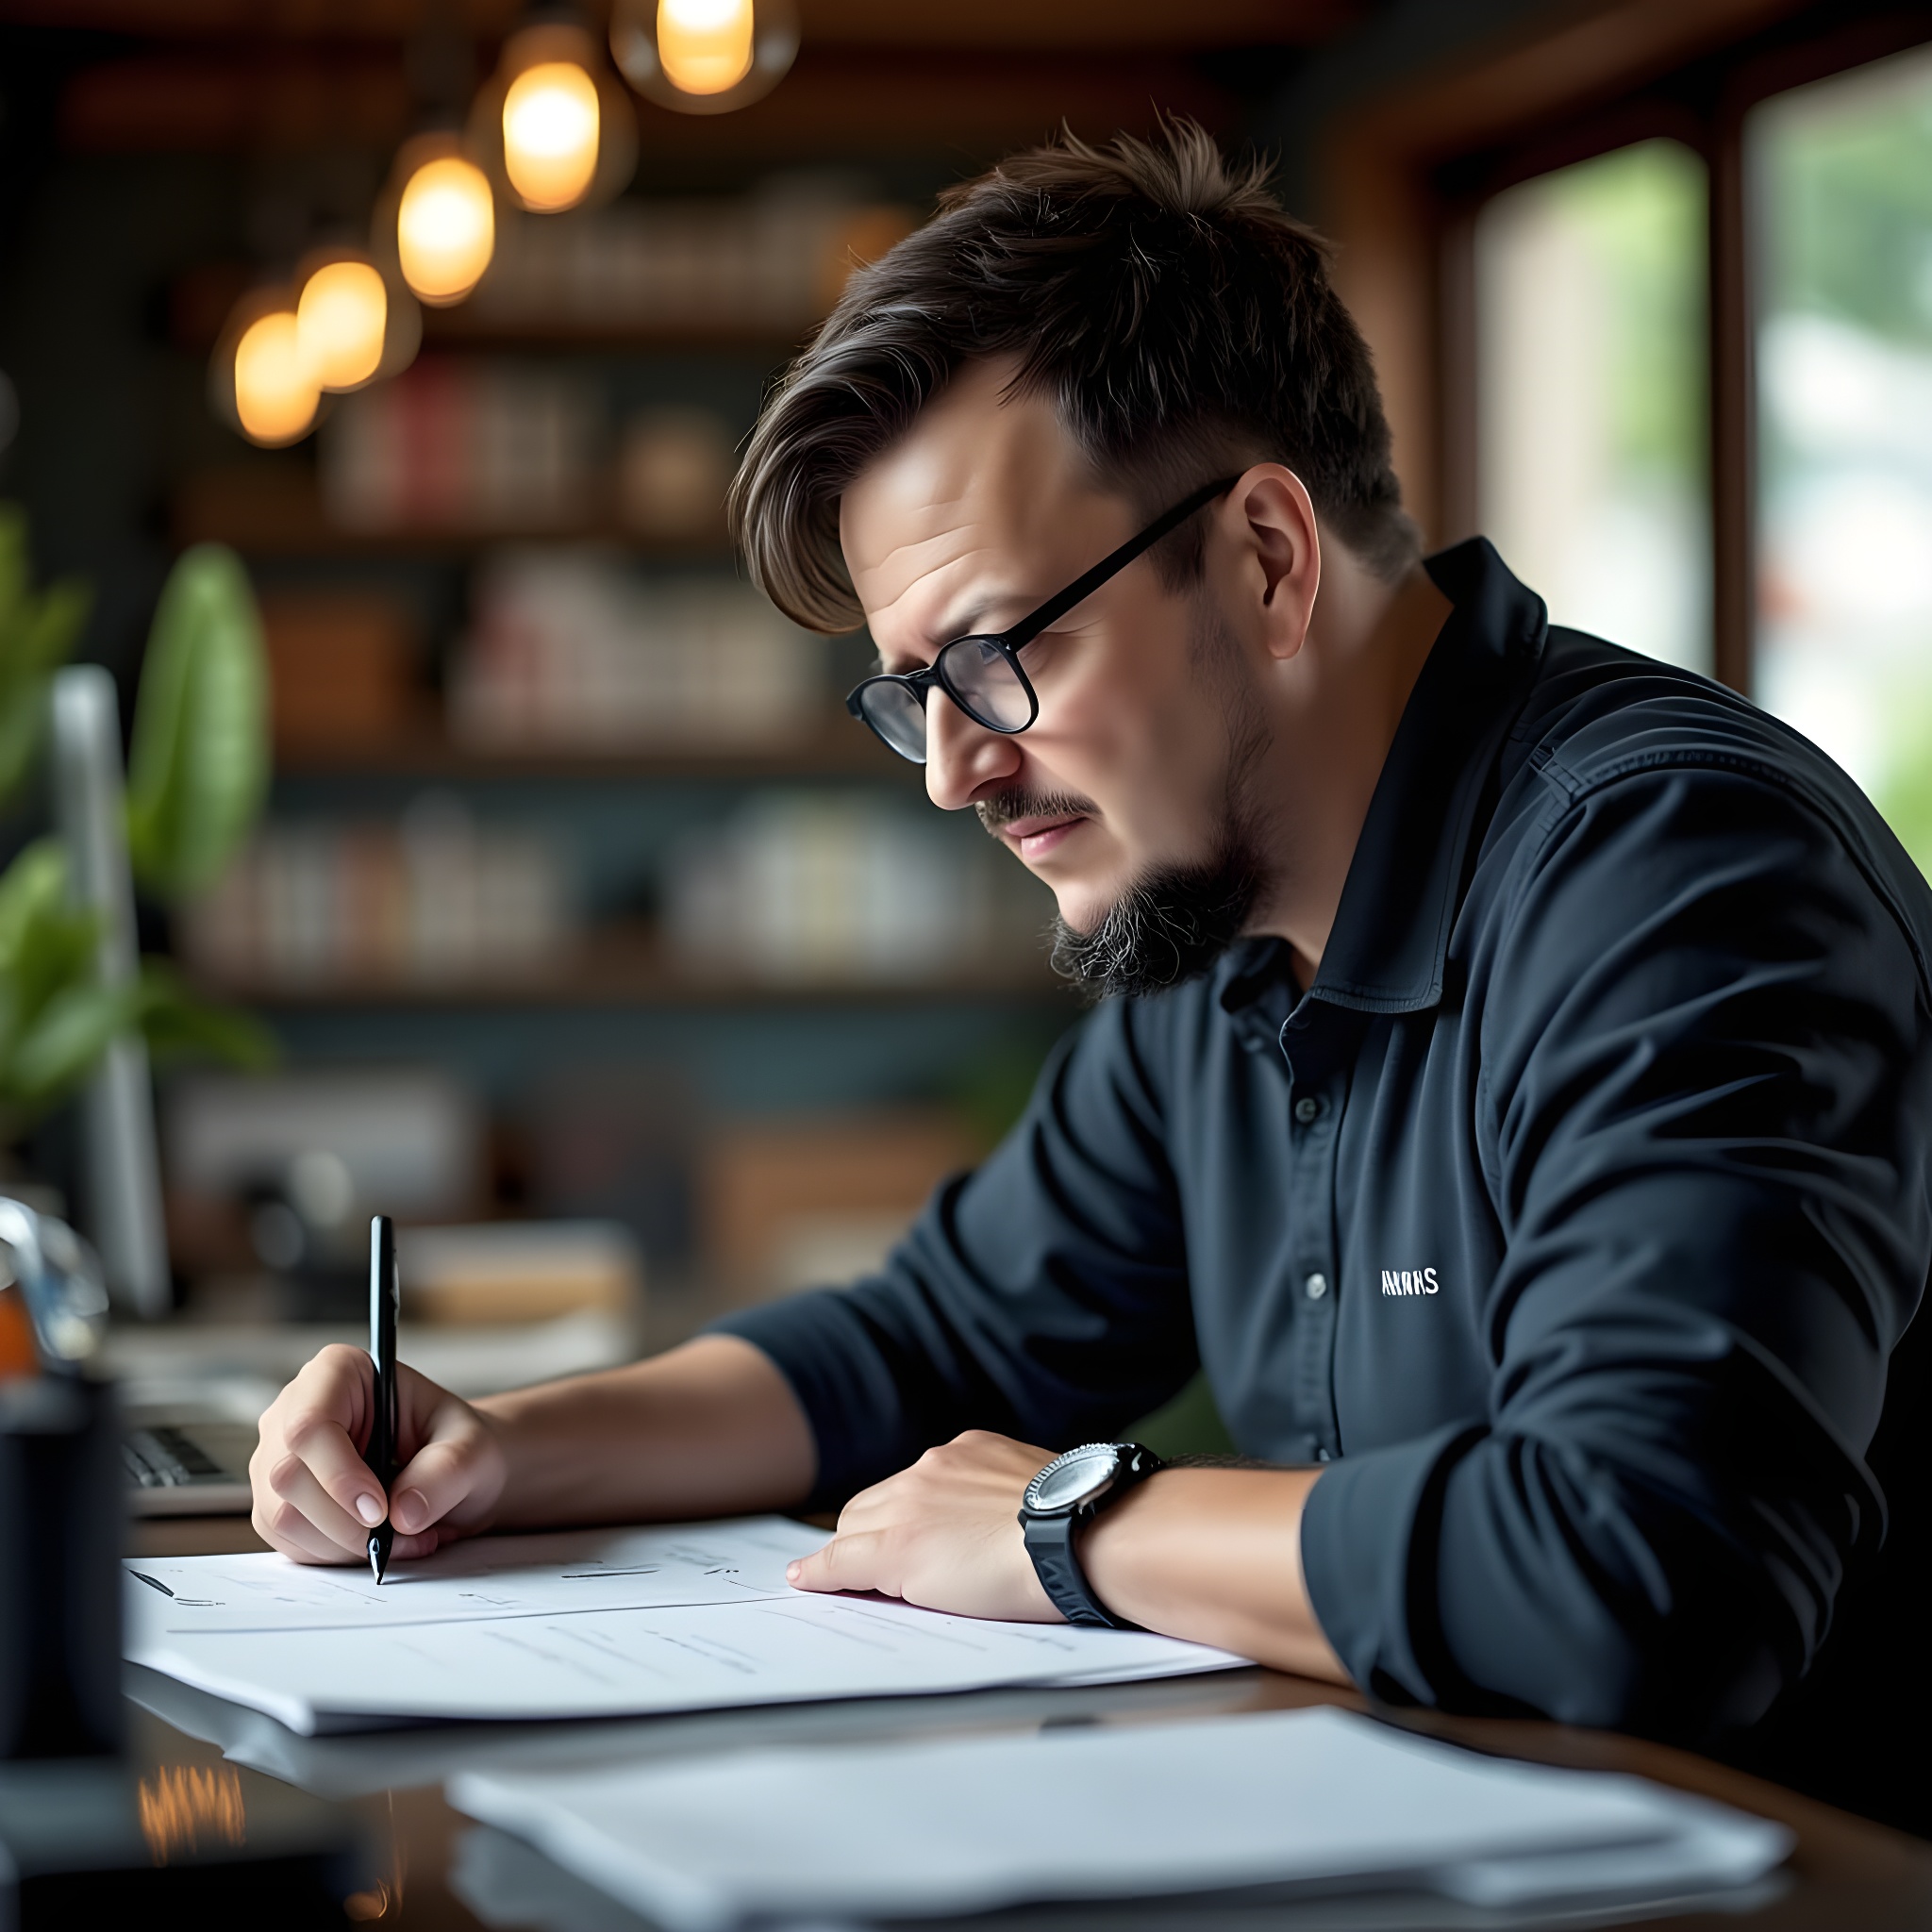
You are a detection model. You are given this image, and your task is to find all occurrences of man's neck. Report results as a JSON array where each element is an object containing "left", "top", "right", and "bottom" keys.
[{"left": 1247, "top": 552, "right": 1453, "bottom": 983}]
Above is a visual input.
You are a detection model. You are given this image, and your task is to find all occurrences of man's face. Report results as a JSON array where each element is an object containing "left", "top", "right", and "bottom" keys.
[{"left": 841, "top": 363, "right": 1264, "bottom": 967}]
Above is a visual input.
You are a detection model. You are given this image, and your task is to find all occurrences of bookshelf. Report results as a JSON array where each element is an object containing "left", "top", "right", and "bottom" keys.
[
  {"left": 191, "top": 923, "right": 1067, "bottom": 1010},
  {"left": 157, "top": 171, "right": 1077, "bottom": 1301},
  {"left": 172, "top": 465, "right": 735, "bottom": 560},
  {"left": 267, "top": 720, "right": 913, "bottom": 784}
]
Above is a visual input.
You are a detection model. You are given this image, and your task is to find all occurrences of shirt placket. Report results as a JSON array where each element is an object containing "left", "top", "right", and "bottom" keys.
[{"left": 1280, "top": 1008, "right": 1343, "bottom": 1463}]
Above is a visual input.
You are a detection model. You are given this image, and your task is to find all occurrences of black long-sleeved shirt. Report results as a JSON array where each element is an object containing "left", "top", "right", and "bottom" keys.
[{"left": 717, "top": 539, "right": 1932, "bottom": 1832}]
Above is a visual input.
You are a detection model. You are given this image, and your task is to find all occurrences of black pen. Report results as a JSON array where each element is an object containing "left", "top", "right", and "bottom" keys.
[{"left": 367, "top": 1213, "right": 400, "bottom": 1584}]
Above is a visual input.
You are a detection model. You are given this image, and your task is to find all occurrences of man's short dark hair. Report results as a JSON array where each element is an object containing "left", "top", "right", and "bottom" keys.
[{"left": 730, "top": 120, "right": 1419, "bottom": 634}]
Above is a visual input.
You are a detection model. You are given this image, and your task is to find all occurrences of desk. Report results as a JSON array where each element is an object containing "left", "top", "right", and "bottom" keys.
[{"left": 127, "top": 1515, "right": 1932, "bottom": 1931}]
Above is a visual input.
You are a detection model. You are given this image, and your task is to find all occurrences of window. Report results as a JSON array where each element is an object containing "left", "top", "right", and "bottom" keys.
[
  {"left": 1475, "top": 140, "right": 1711, "bottom": 673},
  {"left": 1750, "top": 44, "right": 1932, "bottom": 872}
]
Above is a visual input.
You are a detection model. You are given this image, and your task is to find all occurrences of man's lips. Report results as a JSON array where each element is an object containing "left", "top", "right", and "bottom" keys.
[{"left": 998, "top": 812, "right": 1087, "bottom": 859}]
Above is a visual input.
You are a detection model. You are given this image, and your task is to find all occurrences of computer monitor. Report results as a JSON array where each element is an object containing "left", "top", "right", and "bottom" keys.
[{"left": 49, "top": 663, "right": 171, "bottom": 1319}]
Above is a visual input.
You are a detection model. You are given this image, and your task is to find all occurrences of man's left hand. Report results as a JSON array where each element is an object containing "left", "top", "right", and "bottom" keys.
[{"left": 786, "top": 1429, "right": 1060, "bottom": 1621}]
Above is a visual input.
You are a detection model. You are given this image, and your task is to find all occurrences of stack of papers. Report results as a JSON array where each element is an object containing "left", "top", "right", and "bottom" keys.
[
  {"left": 124, "top": 1516, "right": 1245, "bottom": 1735},
  {"left": 449, "top": 1706, "right": 1793, "bottom": 1930}
]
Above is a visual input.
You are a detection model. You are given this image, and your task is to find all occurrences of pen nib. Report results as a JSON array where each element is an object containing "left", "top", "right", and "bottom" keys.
[{"left": 368, "top": 1533, "right": 388, "bottom": 1585}]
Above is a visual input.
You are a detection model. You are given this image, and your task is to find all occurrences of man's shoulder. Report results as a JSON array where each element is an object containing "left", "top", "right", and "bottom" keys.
[
  {"left": 1490, "top": 625, "right": 1932, "bottom": 975},
  {"left": 1510, "top": 627, "right": 1835, "bottom": 798}
]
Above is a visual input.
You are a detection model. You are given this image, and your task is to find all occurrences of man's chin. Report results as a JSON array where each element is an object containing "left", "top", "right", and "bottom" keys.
[
  {"left": 1047, "top": 853, "right": 1261, "bottom": 1003},
  {"left": 1048, "top": 884, "right": 1122, "bottom": 938}
]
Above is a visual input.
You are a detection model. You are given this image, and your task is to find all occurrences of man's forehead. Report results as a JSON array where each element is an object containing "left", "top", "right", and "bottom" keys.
[{"left": 841, "top": 365, "right": 1130, "bottom": 647}]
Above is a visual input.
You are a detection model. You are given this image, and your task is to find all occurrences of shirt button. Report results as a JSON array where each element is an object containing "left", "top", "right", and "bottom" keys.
[
  {"left": 1293, "top": 1095, "right": 1324, "bottom": 1124},
  {"left": 1305, "top": 1272, "right": 1328, "bottom": 1300}
]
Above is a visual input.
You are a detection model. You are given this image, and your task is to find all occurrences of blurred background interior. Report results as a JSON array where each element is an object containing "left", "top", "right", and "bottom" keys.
[{"left": 0, "top": 0, "right": 1924, "bottom": 1467}]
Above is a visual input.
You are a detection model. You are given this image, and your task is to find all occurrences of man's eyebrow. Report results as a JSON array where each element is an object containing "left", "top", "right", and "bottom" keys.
[
  {"left": 938, "top": 597, "right": 998, "bottom": 639},
  {"left": 873, "top": 598, "right": 998, "bottom": 675}
]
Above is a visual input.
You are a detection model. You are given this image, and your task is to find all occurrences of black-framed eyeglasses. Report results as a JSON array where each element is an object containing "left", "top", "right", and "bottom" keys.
[{"left": 845, "top": 475, "right": 1238, "bottom": 765}]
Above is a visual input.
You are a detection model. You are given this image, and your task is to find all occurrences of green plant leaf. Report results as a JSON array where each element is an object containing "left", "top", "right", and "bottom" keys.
[
  {"left": 0, "top": 838, "right": 69, "bottom": 969},
  {"left": 125, "top": 542, "right": 270, "bottom": 902},
  {"left": 0, "top": 506, "right": 91, "bottom": 809},
  {"left": 5, "top": 980, "right": 143, "bottom": 1107},
  {"left": 136, "top": 961, "right": 277, "bottom": 1072},
  {"left": 0, "top": 840, "right": 99, "bottom": 1058}
]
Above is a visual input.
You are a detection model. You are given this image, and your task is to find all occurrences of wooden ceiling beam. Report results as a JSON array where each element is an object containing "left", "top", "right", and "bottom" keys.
[
  {"left": 60, "top": 45, "right": 1241, "bottom": 156},
  {"left": 796, "top": 0, "right": 1357, "bottom": 51},
  {"left": 3, "top": 0, "right": 1356, "bottom": 49},
  {"left": 0, "top": 0, "right": 523, "bottom": 36}
]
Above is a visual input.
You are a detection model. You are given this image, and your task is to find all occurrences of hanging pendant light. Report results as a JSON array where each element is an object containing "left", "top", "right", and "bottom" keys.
[
  {"left": 386, "top": 133, "right": 497, "bottom": 305},
  {"left": 295, "top": 256, "right": 393, "bottom": 391},
  {"left": 474, "top": 23, "right": 635, "bottom": 215},
  {"left": 503, "top": 59, "right": 600, "bottom": 210},
  {"left": 234, "top": 311, "right": 317, "bottom": 444},
  {"left": 608, "top": 0, "right": 796, "bottom": 116},
  {"left": 658, "top": 0, "right": 754, "bottom": 94},
  {"left": 210, "top": 289, "right": 320, "bottom": 447}
]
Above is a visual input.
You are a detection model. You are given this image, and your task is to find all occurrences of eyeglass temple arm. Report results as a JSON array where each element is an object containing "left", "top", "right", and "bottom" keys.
[{"left": 1001, "top": 476, "right": 1239, "bottom": 650}]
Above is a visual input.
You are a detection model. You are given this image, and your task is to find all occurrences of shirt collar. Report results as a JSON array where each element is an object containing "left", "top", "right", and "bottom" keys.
[{"left": 1216, "top": 537, "right": 1548, "bottom": 1023}]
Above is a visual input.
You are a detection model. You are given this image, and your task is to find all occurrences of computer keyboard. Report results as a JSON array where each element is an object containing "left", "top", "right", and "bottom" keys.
[
  {"left": 124, "top": 1424, "right": 225, "bottom": 1488},
  {"left": 122, "top": 1418, "right": 257, "bottom": 1514}
]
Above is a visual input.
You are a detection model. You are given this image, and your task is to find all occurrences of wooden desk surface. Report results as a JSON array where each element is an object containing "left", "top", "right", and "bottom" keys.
[{"left": 127, "top": 1515, "right": 1932, "bottom": 1931}]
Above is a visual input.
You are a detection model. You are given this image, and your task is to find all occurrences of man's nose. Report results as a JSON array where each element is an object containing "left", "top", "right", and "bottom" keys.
[{"left": 924, "top": 686, "right": 1021, "bottom": 810}]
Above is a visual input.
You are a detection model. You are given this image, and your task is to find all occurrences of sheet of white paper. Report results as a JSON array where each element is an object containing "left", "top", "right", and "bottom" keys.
[
  {"left": 125, "top": 1519, "right": 821, "bottom": 1632},
  {"left": 125, "top": 1518, "right": 1245, "bottom": 1734},
  {"left": 447, "top": 1706, "right": 1793, "bottom": 1932}
]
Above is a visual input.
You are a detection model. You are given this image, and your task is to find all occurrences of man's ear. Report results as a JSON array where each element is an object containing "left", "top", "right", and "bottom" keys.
[{"left": 1226, "top": 465, "right": 1321, "bottom": 663}]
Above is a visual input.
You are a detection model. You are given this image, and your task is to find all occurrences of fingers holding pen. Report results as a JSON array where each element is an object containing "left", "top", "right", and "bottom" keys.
[
  {"left": 387, "top": 1390, "right": 508, "bottom": 1539},
  {"left": 249, "top": 1345, "right": 504, "bottom": 1566},
  {"left": 265, "top": 1450, "right": 376, "bottom": 1560}
]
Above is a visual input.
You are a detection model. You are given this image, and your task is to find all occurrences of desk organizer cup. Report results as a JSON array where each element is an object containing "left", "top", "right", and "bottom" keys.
[
  {"left": 0, "top": 1198, "right": 122, "bottom": 1759},
  {"left": 0, "top": 1370, "right": 123, "bottom": 1758}
]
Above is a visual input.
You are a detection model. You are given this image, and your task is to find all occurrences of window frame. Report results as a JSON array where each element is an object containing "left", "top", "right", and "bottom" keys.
[{"left": 1320, "top": 0, "right": 1932, "bottom": 695}]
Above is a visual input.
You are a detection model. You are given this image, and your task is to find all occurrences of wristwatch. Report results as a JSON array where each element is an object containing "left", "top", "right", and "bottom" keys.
[{"left": 1018, "top": 1441, "right": 1163, "bottom": 1629}]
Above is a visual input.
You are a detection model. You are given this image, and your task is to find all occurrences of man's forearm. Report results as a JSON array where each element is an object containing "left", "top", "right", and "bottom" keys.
[
  {"left": 1078, "top": 1466, "right": 1350, "bottom": 1682},
  {"left": 786, "top": 1431, "right": 1353, "bottom": 1687},
  {"left": 476, "top": 1334, "right": 819, "bottom": 1529}
]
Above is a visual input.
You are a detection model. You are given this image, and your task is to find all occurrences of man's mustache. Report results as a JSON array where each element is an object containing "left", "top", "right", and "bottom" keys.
[{"left": 974, "top": 789, "right": 1100, "bottom": 837}]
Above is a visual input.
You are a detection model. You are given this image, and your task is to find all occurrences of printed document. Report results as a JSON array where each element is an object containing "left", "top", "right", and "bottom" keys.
[
  {"left": 125, "top": 1518, "right": 815, "bottom": 1631},
  {"left": 449, "top": 1705, "right": 1793, "bottom": 1932},
  {"left": 125, "top": 1516, "right": 1245, "bottom": 1734}
]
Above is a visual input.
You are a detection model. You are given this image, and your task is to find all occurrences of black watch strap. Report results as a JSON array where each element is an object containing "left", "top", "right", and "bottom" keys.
[
  {"left": 1019, "top": 1443, "right": 1161, "bottom": 1629},
  {"left": 1023, "top": 1511, "right": 1133, "bottom": 1628}
]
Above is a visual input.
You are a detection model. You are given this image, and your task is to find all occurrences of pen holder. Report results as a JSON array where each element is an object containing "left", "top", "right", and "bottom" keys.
[{"left": 0, "top": 1375, "right": 123, "bottom": 1758}]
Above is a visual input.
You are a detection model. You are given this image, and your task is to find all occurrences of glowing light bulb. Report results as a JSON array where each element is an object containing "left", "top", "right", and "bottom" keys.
[
  {"left": 396, "top": 155, "right": 496, "bottom": 304},
  {"left": 503, "top": 60, "right": 601, "bottom": 211},
  {"left": 232, "top": 310, "right": 319, "bottom": 444},
  {"left": 295, "top": 259, "right": 388, "bottom": 391},
  {"left": 658, "top": 0, "right": 754, "bottom": 96}
]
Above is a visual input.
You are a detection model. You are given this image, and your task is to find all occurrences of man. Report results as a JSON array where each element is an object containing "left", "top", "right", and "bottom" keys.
[{"left": 253, "top": 125, "right": 1932, "bottom": 1829}]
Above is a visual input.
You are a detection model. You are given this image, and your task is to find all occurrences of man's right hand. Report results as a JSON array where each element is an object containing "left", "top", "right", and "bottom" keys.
[{"left": 249, "top": 1344, "right": 508, "bottom": 1566}]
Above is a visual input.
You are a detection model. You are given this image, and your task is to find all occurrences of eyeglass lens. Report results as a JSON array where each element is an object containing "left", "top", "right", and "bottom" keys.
[
  {"left": 858, "top": 679, "right": 927, "bottom": 760},
  {"left": 857, "top": 637, "right": 1035, "bottom": 764},
  {"left": 942, "top": 637, "right": 1033, "bottom": 731}
]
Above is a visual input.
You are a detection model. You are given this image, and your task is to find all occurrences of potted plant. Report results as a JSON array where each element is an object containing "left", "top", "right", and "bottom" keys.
[{"left": 0, "top": 508, "right": 272, "bottom": 1148}]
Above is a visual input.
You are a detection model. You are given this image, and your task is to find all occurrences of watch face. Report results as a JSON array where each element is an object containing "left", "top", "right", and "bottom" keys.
[{"left": 1025, "top": 1442, "right": 1122, "bottom": 1514}]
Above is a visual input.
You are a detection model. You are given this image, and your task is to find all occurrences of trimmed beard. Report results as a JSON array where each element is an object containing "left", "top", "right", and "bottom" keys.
[
  {"left": 1046, "top": 827, "right": 1265, "bottom": 1002},
  {"left": 985, "top": 611, "right": 1274, "bottom": 1004}
]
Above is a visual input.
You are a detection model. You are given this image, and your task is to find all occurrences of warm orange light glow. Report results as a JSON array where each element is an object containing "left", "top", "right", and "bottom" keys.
[
  {"left": 397, "top": 155, "right": 496, "bottom": 304},
  {"left": 503, "top": 60, "right": 601, "bottom": 211},
  {"left": 0, "top": 1284, "right": 38, "bottom": 1378},
  {"left": 233, "top": 310, "right": 320, "bottom": 444},
  {"left": 138, "top": 1765, "right": 246, "bottom": 1864},
  {"left": 657, "top": 0, "right": 754, "bottom": 95},
  {"left": 296, "top": 259, "right": 388, "bottom": 391}
]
